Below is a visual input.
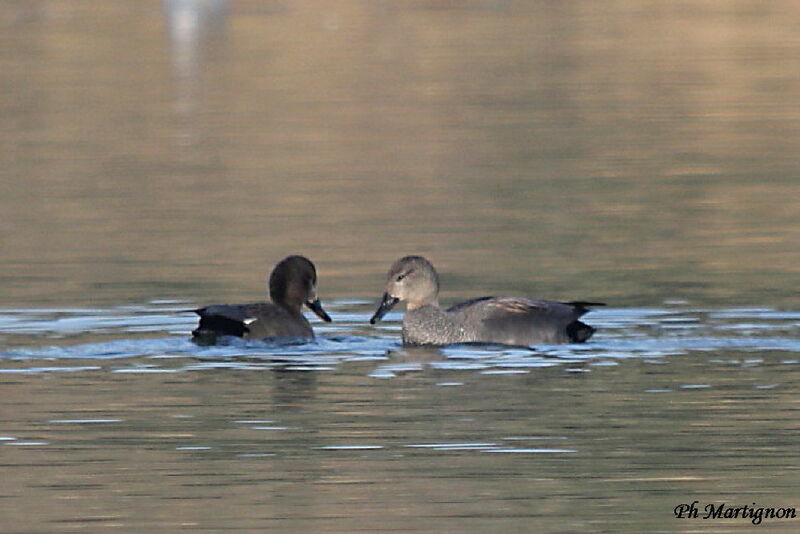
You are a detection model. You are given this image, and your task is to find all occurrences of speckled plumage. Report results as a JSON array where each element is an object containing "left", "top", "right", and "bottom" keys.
[
  {"left": 370, "top": 256, "right": 603, "bottom": 346},
  {"left": 401, "top": 304, "right": 472, "bottom": 345}
]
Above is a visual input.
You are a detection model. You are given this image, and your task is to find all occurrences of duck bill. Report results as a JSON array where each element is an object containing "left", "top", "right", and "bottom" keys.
[
  {"left": 306, "top": 299, "right": 332, "bottom": 322},
  {"left": 370, "top": 293, "right": 400, "bottom": 324}
]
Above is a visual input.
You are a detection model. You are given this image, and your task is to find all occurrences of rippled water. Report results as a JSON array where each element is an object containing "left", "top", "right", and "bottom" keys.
[
  {"left": 1, "top": 303, "right": 799, "bottom": 532},
  {"left": 2, "top": 302, "right": 798, "bottom": 376},
  {"left": 3, "top": 0, "right": 800, "bottom": 531}
]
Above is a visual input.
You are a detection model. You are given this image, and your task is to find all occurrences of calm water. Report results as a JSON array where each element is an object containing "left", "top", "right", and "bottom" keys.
[{"left": 2, "top": 1, "right": 800, "bottom": 532}]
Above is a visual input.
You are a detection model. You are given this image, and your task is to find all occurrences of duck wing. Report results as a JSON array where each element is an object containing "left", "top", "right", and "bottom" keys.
[
  {"left": 192, "top": 302, "right": 273, "bottom": 339},
  {"left": 451, "top": 297, "right": 602, "bottom": 345}
]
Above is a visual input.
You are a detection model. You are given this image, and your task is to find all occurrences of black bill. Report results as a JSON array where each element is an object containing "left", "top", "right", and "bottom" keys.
[
  {"left": 369, "top": 293, "right": 400, "bottom": 324},
  {"left": 306, "top": 298, "right": 332, "bottom": 322}
]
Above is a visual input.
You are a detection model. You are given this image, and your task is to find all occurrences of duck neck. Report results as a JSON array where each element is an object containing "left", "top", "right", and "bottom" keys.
[
  {"left": 272, "top": 296, "right": 304, "bottom": 317},
  {"left": 407, "top": 297, "right": 439, "bottom": 311}
]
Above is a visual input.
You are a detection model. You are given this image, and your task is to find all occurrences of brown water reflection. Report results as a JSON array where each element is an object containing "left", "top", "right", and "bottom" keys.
[
  {"left": 1, "top": 0, "right": 798, "bottom": 308},
  {"left": 2, "top": 2, "right": 800, "bottom": 533},
  {"left": 1, "top": 354, "right": 799, "bottom": 533}
]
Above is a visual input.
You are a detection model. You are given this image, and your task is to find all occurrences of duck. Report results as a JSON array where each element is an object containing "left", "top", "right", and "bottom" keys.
[
  {"left": 369, "top": 255, "right": 603, "bottom": 346},
  {"left": 192, "top": 255, "right": 331, "bottom": 343}
]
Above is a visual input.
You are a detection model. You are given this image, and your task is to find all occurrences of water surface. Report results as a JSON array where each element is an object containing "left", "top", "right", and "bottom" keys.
[
  {"left": 1, "top": 302, "right": 799, "bottom": 532},
  {"left": 2, "top": 1, "right": 800, "bottom": 532}
]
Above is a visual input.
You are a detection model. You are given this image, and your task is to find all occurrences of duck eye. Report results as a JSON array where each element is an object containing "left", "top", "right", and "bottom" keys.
[{"left": 395, "top": 269, "right": 413, "bottom": 282}]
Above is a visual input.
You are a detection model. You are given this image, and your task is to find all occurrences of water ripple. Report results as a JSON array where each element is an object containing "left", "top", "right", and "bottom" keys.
[{"left": 0, "top": 303, "right": 797, "bottom": 376}]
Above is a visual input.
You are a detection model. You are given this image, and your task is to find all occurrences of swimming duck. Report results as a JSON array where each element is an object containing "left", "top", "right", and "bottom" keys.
[
  {"left": 192, "top": 255, "right": 331, "bottom": 343},
  {"left": 370, "top": 255, "right": 602, "bottom": 346}
]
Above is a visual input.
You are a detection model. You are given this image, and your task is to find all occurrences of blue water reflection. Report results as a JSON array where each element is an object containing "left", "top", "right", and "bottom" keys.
[{"left": 1, "top": 301, "right": 797, "bottom": 377}]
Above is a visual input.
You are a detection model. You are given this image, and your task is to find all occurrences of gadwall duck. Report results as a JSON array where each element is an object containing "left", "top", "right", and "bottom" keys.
[
  {"left": 192, "top": 255, "right": 331, "bottom": 343},
  {"left": 370, "top": 256, "right": 603, "bottom": 346}
]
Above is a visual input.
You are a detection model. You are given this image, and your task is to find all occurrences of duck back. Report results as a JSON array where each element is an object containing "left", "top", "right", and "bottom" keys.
[{"left": 192, "top": 302, "right": 312, "bottom": 342}]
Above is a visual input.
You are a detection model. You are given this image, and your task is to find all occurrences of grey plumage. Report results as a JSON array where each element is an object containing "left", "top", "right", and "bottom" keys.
[{"left": 370, "top": 256, "right": 602, "bottom": 346}]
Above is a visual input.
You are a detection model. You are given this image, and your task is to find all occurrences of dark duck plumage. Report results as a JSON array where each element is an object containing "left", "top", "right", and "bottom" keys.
[{"left": 192, "top": 255, "right": 331, "bottom": 344}]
